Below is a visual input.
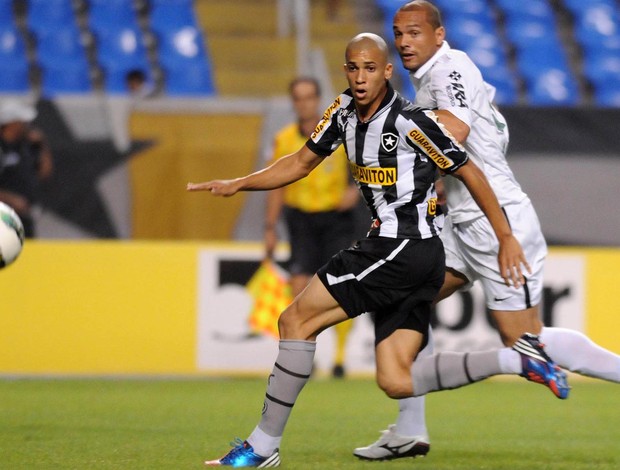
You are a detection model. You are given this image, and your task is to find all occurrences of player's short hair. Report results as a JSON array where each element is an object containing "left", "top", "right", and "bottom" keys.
[
  {"left": 398, "top": 1, "right": 443, "bottom": 29},
  {"left": 288, "top": 77, "right": 321, "bottom": 98}
]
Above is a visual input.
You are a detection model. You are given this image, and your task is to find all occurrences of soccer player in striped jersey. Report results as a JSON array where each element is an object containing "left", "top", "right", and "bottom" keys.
[
  {"left": 189, "top": 33, "right": 567, "bottom": 467},
  {"left": 353, "top": 1, "right": 620, "bottom": 462}
]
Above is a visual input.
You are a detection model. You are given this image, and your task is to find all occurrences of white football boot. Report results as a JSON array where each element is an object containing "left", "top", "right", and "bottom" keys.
[{"left": 353, "top": 424, "right": 430, "bottom": 460}]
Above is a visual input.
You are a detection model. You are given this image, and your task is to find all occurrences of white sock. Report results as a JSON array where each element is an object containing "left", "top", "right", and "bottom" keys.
[
  {"left": 248, "top": 426, "right": 281, "bottom": 457},
  {"left": 540, "top": 327, "right": 620, "bottom": 382},
  {"left": 498, "top": 348, "right": 523, "bottom": 374},
  {"left": 395, "top": 329, "right": 434, "bottom": 438}
]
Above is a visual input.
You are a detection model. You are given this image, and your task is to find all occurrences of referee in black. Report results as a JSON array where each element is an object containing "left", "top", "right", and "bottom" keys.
[{"left": 189, "top": 33, "right": 563, "bottom": 467}]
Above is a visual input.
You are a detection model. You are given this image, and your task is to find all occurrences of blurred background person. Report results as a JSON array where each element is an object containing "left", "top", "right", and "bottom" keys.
[
  {"left": 125, "top": 68, "right": 155, "bottom": 99},
  {"left": 0, "top": 101, "right": 53, "bottom": 238},
  {"left": 264, "top": 76, "right": 360, "bottom": 378}
]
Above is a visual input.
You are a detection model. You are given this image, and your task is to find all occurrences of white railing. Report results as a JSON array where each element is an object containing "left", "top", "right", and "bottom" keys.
[{"left": 277, "top": 0, "right": 311, "bottom": 75}]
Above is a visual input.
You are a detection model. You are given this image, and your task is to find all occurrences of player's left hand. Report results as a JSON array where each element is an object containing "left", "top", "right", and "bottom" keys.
[{"left": 497, "top": 234, "right": 531, "bottom": 288}]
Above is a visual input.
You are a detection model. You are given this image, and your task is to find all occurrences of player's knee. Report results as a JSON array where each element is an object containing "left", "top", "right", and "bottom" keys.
[
  {"left": 277, "top": 307, "right": 298, "bottom": 339},
  {"left": 377, "top": 374, "right": 413, "bottom": 399},
  {"left": 278, "top": 304, "right": 314, "bottom": 340}
]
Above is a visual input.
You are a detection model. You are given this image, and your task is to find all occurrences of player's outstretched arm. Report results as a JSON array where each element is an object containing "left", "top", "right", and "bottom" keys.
[
  {"left": 452, "top": 160, "right": 531, "bottom": 288},
  {"left": 186, "top": 145, "right": 324, "bottom": 197}
]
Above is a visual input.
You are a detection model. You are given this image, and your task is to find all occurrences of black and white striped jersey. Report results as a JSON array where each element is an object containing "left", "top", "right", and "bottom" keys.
[{"left": 306, "top": 82, "right": 469, "bottom": 240}]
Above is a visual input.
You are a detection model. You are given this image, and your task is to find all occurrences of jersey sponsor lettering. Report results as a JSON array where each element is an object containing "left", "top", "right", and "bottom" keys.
[
  {"left": 428, "top": 197, "right": 437, "bottom": 216},
  {"left": 349, "top": 162, "right": 396, "bottom": 186},
  {"left": 446, "top": 70, "right": 468, "bottom": 108},
  {"left": 451, "top": 82, "right": 468, "bottom": 108},
  {"left": 311, "top": 97, "right": 342, "bottom": 140},
  {"left": 408, "top": 128, "right": 455, "bottom": 170}
]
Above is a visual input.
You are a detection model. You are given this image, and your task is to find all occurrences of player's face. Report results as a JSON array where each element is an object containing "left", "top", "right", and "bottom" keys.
[
  {"left": 393, "top": 10, "right": 445, "bottom": 72},
  {"left": 291, "top": 81, "right": 320, "bottom": 121},
  {"left": 344, "top": 45, "right": 393, "bottom": 117}
]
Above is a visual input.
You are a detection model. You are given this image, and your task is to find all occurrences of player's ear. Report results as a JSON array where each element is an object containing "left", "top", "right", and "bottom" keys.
[
  {"left": 384, "top": 62, "right": 393, "bottom": 80},
  {"left": 435, "top": 26, "right": 445, "bottom": 46}
]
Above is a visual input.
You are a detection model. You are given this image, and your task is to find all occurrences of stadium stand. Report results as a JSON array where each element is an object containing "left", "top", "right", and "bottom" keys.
[
  {"left": 373, "top": 0, "right": 620, "bottom": 107},
  {"left": 0, "top": 0, "right": 618, "bottom": 104},
  {"left": 3, "top": 0, "right": 214, "bottom": 96},
  {"left": 149, "top": 0, "right": 215, "bottom": 96},
  {"left": 94, "top": 26, "right": 150, "bottom": 93}
]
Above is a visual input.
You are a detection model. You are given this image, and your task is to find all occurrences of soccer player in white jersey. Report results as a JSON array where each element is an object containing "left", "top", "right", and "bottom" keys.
[
  {"left": 189, "top": 33, "right": 568, "bottom": 468},
  {"left": 353, "top": 1, "right": 620, "bottom": 461}
]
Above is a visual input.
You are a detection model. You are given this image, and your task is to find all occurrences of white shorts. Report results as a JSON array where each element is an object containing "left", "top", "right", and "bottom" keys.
[{"left": 441, "top": 198, "right": 547, "bottom": 311}]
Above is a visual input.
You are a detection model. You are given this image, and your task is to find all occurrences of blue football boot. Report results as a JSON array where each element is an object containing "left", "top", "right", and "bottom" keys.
[
  {"left": 205, "top": 438, "right": 280, "bottom": 467},
  {"left": 513, "top": 333, "right": 570, "bottom": 399}
]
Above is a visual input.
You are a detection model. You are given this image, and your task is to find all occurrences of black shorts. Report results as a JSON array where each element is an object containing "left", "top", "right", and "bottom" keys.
[
  {"left": 285, "top": 206, "right": 356, "bottom": 275},
  {"left": 316, "top": 236, "right": 445, "bottom": 344}
]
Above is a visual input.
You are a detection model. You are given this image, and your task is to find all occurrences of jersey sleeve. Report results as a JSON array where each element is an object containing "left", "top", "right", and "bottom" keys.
[
  {"left": 305, "top": 93, "right": 347, "bottom": 157},
  {"left": 405, "top": 110, "right": 469, "bottom": 174},
  {"left": 428, "top": 59, "right": 474, "bottom": 127}
]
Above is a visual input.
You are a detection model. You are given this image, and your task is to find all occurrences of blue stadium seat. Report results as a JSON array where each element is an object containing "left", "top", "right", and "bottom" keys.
[
  {"left": 562, "top": 0, "right": 617, "bottom": 15},
  {"left": 88, "top": 0, "right": 140, "bottom": 33},
  {"left": 475, "top": 61, "right": 519, "bottom": 105},
  {"left": 0, "top": 0, "right": 14, "bottom": 27},
  {"left": 444, "top": 17, "right": 501, "bottom": 50},
  {"left": 163, "top": 60, "right": 215, "bottom": 96},
  {"left": 573, "top": 3, "right": 620, "bottom": 50},
  {"left": 95, "top": 27, "right": 150, "bottom": 94},
  {"left": 0, "top": 25, "right": 26, "bottom": 59},
  {"left": 583, "top": 51, "right": 620, "bottom": 89},
  {"left": 515, "top": 44, "right": 571, "bottom": 81},
  {"left": 593, "top": 77, "right": 620, "bottom": 107},
  {"left": 525, "top": 69, "right": 580, "bottom": 106},
  {"left": 35, "top": 28, "right": 88, "bottom": 68},
  {"left": 27, "top": 0, "right": 76, "bottom": 35},
  {"left": 496, "top": 0, "right": 554, "bottom": 21},
  {"left": 578, "top": 31, "right": 620, "bottom": 57},
  {"left": 150, "top": 0, "right": 198, "bottom": 34},
  {"left": 0, "top": 60, "right": 30, "bottom": 93},
  {"left": 504, "top": 17, "right": 561, "bottom": 49},
  {"left": 40, "top": 60, "right": 92, "bottom": 96},
  {"left": 95, "top": 26, "right": 149, "bottom": 68},
  {"left": 435, "top": 0, "right": 489, "bottom": 17},
  {"left": 156, "top": 25, "right": 207, "bottom": 66},
  {"left": 0, "top": 26, "right": 29, "bottom": 92},
  {"left": 466, "top": 45, "right": 508, "bottom": 72}
]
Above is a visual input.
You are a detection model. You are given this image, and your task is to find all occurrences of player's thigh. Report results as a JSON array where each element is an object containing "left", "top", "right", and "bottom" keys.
[
  {"left": 279, "top": 274, "right": 349, "bottom": 341},
  {"left": 435, "top": 267, "right": 469, "bottom": 304}
]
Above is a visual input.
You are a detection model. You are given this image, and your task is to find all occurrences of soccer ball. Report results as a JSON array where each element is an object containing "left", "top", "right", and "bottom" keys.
[{"left": 0, "top": 202, "right": 25, "bottom": 268}]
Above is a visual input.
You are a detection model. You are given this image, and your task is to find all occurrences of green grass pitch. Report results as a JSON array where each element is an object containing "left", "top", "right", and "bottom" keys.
[{"left": 0, "top": 377, "right": 618, "bottom": 469}]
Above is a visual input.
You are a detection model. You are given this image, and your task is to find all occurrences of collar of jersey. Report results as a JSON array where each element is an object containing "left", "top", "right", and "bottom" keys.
[{"left": 411, "top": 40, "right": 451, "bottom": 80}]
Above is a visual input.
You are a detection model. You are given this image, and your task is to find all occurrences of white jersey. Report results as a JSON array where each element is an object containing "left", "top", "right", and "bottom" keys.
[{"left": 410, "top": 41, "right": 528, "bottom": 223}]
